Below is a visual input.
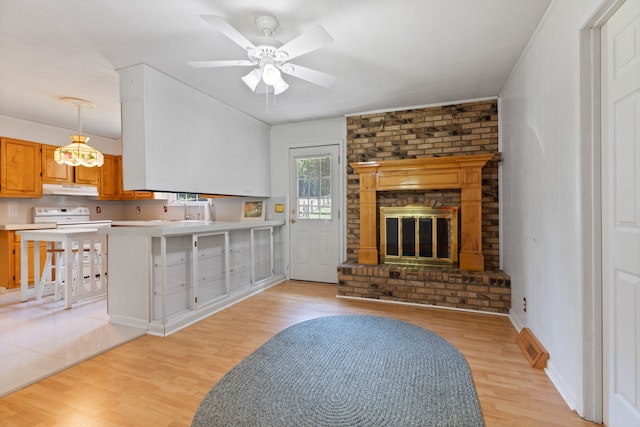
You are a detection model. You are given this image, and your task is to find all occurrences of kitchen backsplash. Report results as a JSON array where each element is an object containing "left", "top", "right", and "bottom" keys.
[
  {"left": 0, "top": 196, "right": 209, "bottom": 224},
  {"left": 0, "top": 196, "right": 286, "bottom": 224}
]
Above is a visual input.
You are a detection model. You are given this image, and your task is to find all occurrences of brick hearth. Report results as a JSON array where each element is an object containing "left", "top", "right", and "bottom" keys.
[{"left": 337, "top": 264, "right": 511, "bottom": 314}]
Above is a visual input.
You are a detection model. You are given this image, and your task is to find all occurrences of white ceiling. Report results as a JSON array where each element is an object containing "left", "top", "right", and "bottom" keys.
[{"left": 0, "top": 0, "right": 551, "bottom": 140}]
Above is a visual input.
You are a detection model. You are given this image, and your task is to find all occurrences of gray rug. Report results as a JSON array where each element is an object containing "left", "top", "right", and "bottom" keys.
[{"left": 192, "top": 315, "right": 485, "bottom": 426}]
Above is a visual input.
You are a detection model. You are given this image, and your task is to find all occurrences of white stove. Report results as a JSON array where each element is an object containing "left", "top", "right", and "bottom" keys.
[{"left": 33, "top": 207, "right": 112, "bottom": 228}]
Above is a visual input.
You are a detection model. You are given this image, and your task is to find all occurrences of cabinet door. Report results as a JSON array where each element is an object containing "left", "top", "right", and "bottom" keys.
[
  {"left": 98, "top": 154, "right": 119, "bottom": 200},
  {"left": 0, "top": 231, "right": 14, "bottom": 288},
  {"left": 133, "top": 191, "right": 154, "bottom": 199},
  {"left": 74, "top": 165, "right": 99, "bottom": 185},
  {"left": 151, "top": 236, "right": 193, "bottom": 323},
  {"left": 251, "top": 227, "right": 273, "bottom": 284},
  {"left": 41, "top": 144, "right": 74, "bottom": 184},
  {"left": 228, "top": 229, "right": 252, "bottom": 293},
  {"left": 118, "top": 156, "right": 154, "bottom": 200},
  {"left": 194, "top": 232, "right": 228, "bottom": 307},
  {"left": 0, "top": 137, "right": 42, "bottom": 198},
  {"left": 12, "top": 233, "right": 46, "bottom": 289},
  {"left": 118, "top": 155, "right": 134, "bottom": 199}
]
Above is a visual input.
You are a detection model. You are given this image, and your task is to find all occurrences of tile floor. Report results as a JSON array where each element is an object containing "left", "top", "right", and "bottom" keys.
[{"left": 0, "top": 289, "right": 145, "bottom": 397}]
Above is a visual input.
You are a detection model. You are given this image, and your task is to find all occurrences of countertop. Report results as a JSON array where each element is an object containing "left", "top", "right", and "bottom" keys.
[
  {"left": 16, "top": 228, "right": 103, "bottom": 240},
  {"left": 0, "top": 223, "right": 57, "bottom": 231},
  {"left": 106, "top": 220, "right": 285, "bottom": 236}
]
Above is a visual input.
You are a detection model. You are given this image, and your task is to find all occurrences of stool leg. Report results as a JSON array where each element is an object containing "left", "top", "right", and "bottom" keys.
[{"left": 54, "top": 252, "right": 64, "bottom": 301}]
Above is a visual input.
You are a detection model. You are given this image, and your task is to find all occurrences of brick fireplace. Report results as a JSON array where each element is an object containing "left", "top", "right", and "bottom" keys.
[{"left": 338, "top": 100, "right": 511, "bottom": 314}]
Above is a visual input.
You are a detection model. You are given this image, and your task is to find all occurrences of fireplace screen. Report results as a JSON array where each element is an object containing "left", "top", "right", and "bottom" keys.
[{"left": 380, "top": 206, "right": 458, "bottom": 267}]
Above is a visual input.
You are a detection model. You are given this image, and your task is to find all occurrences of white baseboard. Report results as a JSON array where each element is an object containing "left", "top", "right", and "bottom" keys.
[
  {"left": 337, "top": 295, "right": 508, "bottom": 316},
  {"left": 545, "top": 360, "right": 577, "bottom": 411}
]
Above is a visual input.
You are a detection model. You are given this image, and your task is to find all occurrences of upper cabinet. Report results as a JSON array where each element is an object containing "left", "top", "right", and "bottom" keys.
[
  {"left": 0, "top": 137, "right": 42, "bottom": 198},
  {"left": 98, "top": 154, "right": 119, "bottom": 200},
  {"left": 74, "top": 164, "right": 99, "bottom": 186},
  {"left": 119, "top": 64, "right": 271, "bottom": 197},
  {"left": 41, "top": 144, "right": 73, "bottom": 184},
  {"left": 42, "top": 144, "right": 99, "bottom": 186},
  {"left": 98, "top": 155, "right": 153, "bottom": 200}
]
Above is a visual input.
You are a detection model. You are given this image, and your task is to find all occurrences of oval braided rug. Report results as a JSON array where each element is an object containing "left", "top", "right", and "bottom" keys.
[{"left": 192, "top": 315, "right": 485, "bottom": 427}]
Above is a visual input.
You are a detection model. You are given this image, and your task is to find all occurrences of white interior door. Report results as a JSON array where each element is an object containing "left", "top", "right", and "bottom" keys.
[
  {"left": 289, "top": 145, "right": 341, "bottom": 283},
  {"left": 602, "top": 1, "right": 640, "bottom": 425}
]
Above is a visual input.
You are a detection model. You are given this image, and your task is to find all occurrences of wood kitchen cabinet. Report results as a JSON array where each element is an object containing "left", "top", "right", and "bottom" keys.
[
  {"left": 74, "top": 163, "right": 99, "bottom": 185},
  {"left": 117, "top": 156, "right": 154, "bottom": 200},
  {"left": 0, "top": 231, "right": 46, "bottom": 289},
  {"left": 99, "top": 155, "right": 153, "bottom": 200},
  {"left": 0, "top": 137, "right": 42, "bottom": 198},
  {"left": 98, "top": 154, "right": 119, "bottom": 200},
  {"left": 41, "top": 144, "right": 99, "bottom": 186}
]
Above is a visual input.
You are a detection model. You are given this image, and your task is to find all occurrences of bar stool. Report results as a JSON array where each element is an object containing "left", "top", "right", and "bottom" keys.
[
  {"left": 37, "top": 244, "right": 79, "bottom": 302},
  {"left": 51, "top": 244, "right": 103, "bottom": 302}
]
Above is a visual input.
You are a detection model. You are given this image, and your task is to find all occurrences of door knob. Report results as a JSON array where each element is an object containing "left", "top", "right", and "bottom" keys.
[{"left": 290, "top": 218, "right": 297, "bottom": 224}]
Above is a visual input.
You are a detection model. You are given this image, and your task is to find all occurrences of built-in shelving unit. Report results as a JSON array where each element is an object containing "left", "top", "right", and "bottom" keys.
[{"left": 105, "top": 221, "right": 285, "bottom": 336}]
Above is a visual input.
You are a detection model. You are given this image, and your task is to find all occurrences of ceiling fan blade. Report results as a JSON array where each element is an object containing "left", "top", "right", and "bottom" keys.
[
  {"left": 275, "top": 26, "right": 333, "bottom": 61},
  {"left": 199, "top": 15, "right": 257, "bottom": 52},
  {"left": 188, "top": 60, "right": 255, "bottom": 69},
  {"left": 279, "top": 63, "right": 336, "bottom": 88}
]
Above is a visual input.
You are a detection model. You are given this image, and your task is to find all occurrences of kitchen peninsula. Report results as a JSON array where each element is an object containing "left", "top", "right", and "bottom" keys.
[{"left": 103, "top": 220, "right": 285, "bottom": 336}]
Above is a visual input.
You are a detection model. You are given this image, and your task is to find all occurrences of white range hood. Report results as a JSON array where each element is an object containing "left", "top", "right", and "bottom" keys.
[{"left": 42, "top": 183, "right": 98, "bottom": 197}]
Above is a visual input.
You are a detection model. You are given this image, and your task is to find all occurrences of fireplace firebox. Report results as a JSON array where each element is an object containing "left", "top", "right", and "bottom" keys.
[{"left": 380, "top": 206, "right": 458, "bottom": 267}]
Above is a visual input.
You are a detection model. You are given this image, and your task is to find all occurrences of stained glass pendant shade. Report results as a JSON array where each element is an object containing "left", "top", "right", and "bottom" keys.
[{"left": 54, "top": 97, "right": 104, "bottom": 167}]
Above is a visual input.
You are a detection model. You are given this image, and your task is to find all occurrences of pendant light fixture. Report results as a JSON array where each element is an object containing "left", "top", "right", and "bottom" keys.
[{"left": 54, "top": 97, "right": 104, "bottom": 167}]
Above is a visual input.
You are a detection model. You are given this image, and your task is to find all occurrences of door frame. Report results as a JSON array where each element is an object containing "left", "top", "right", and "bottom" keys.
[
  {"left": 579, "top": 0, "right": 627, "bottom": 422},
  {"left": 287, "top": 142, "right": 346, "bottom": 280}
]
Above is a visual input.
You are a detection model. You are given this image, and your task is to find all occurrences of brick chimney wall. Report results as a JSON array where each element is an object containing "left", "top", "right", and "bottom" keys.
[
  {"left": 340, "top": 99, "right": 510, "bottom": 314},
  {"left": 346, "top": 99, "right": 500, "bottom": 270}
]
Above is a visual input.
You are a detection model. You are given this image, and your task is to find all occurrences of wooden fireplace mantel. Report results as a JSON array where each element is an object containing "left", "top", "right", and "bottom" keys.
[{"left": 350, "top": 153, "right": 495, "bottom": 271}]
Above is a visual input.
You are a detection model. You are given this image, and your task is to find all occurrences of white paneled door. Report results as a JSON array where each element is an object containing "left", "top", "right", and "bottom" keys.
[
  {"left": 602, "top": 0, "right": 640, "bottom": 425},
  {"left": 289, "top": 145, "right": 341, "bottom": 283}
]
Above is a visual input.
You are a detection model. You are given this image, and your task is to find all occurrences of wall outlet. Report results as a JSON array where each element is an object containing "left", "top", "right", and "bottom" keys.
[{"left": 523, "top": 297, "right": 527, "bottom": 312}]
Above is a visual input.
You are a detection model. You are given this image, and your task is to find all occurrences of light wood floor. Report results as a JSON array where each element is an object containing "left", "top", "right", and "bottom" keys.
[{"left": 0, "top": 281, "right": 599, "bottom": 426}]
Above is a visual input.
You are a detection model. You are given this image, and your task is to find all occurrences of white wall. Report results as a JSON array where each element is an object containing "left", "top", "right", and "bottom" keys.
[
  {"left": 500, "top": 0, "right": 604, "bottom": 416},
  {"left": 270, "top": 117, "right": 347, "bottom": 274},
  {"left": 270, "top": 117, "right": 346, "bottom": 197},
  {"left": 0, "top": 115, "right": 121, "bottom": 155}
]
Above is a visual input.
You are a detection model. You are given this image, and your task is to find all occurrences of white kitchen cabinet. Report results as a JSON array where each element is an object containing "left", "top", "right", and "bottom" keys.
[
  {"left": 118, "top": 64, "right": 271, "bottom": 196},
  {"left": 151, "top": 235, "right": 193, "bottom": 323},
  {"left": 105, "top": 221, "right": 284, "bottom": 336},
  {"left": 252, "top": 227, "right": 274, "bottom": 284},
  {"left": 194, "top": 232, "right": 228, "bottom": 307},
  {"left": 228, "top": 229, "right": 251, "bottom": 294}
]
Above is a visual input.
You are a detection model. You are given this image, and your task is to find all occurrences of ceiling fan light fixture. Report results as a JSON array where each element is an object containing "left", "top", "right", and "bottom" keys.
[
  {"left": 241, "top": 68, "right": 262, "bottom": 91},
  {"left": 192, "top": 15, "right": 335, "bottom": 99},
  {"left": 54, "top": 97, "right": 104, "bottom": 168},
  {"left": 261, "top": 63, "right": 281, "bottom": 86},
  {"left": 272, "top": 77, "right": 289, "bottom": 95}
]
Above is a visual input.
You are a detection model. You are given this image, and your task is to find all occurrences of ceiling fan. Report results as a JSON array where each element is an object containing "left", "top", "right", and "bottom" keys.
[{"left": 189, "top": 15, "right": 336, "bottom": 95}]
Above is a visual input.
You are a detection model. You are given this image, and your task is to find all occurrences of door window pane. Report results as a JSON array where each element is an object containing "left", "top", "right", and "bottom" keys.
[{"left": 297, "top": 156, "right": 331, "bottom": 220}]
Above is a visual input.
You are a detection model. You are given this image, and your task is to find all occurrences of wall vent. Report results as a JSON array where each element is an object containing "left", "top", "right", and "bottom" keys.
[{"left": 516, "top": 327, "right": 549, "bottom": 369}]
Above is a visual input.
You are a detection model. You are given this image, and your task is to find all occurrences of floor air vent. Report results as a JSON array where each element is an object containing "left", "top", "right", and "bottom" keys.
[{"left": 516, "top": 327, "right": 549, "bottom": 369}]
